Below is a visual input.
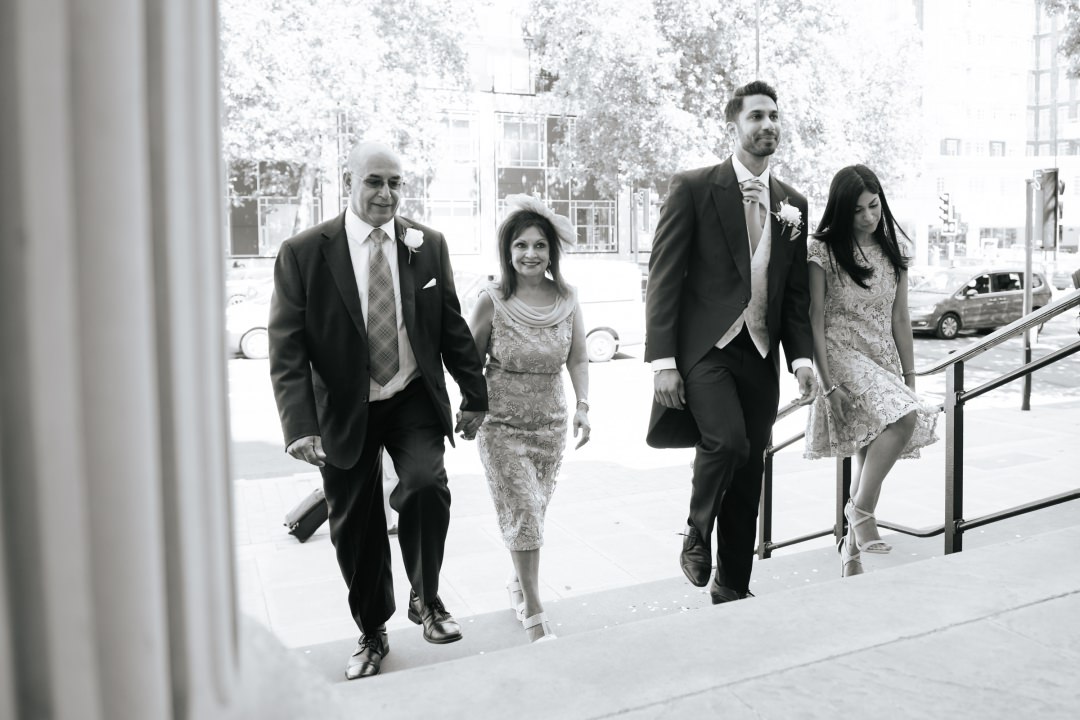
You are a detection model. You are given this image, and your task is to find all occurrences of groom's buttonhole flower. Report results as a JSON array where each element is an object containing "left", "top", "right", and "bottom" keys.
[{"left": 773, "top": 200, "right": 802, "bottom": 240}]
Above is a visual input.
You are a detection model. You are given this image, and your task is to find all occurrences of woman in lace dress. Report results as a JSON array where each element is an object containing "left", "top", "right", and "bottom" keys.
[
  {"left": 467, "top": 195, "right": 590, "bottom": 642},
  {"left": 804, "top": 165, "right": 938, "bottom": 576}
]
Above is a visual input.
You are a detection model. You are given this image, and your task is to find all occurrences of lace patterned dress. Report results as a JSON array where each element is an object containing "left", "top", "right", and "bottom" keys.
[
  {"left": 804, "top": 239, "right": 938, "bottom": 459},
  {"left": 477, "top": 284, "right": 577, "bottom": 551}
]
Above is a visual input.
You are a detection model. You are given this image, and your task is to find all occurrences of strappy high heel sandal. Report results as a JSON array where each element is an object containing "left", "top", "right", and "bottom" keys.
[
  {"left": 522, "top": 612, "right": 557, "bottom": 643},
  {"left": 844, "top": 499, "right": 893, "bottom": 554},
  {"left": 506, "top": 579, "right": 526, "bottom": 621},
  {"left": 838, "top": 530, "right": 864, "bottom": 578}
]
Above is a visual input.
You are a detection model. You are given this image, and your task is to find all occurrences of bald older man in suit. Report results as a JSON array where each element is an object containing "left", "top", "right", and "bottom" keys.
[{"left": 269, "top": 140, "right": 487, "bottom": 678}]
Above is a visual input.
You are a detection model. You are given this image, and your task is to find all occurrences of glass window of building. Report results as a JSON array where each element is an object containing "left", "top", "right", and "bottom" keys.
[
  {"left": 495, "top": 113, "right": 617, "bottom": 253},
  {"left": 227, "top": 160, "right": 322, "bottom": 258},
  {"left": 498, "top": 115, "right": 545, "bottom": 168},
  {"left": 425, "top": 114, "right": 482, "bottom": 253}
]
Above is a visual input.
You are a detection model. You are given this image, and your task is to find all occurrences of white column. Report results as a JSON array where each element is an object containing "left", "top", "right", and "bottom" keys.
[
  {"left": 1, "top": 0, "right": 242, "bottom": 717},
  {"left": 1, "top": 0, "right": 112, "bottom": 716},
  {"left": 143, "top": 0, "right": 241, "bottom": 715}
]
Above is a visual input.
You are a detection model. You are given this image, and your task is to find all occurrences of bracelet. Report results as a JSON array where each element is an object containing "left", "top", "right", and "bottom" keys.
[
  {"left": 902, "top": 371, "right": 915, "bottom": 377},
  {"left": 823, "top": 384, "right": 844, "bottom": 398},
  {"left": 576, "top": 399, "right": 590, "bottom": 412}
]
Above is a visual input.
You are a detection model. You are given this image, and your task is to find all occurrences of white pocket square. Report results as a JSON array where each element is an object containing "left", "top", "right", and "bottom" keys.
[{"left": 422, "top": 278, "right": 437, "bottom": 289}]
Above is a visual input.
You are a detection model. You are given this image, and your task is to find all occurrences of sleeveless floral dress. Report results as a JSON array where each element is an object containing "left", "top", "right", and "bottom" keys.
[
  {"left": 804, "top": 239, "right": 938, "bottom": 459},
  {"left": 476, "top": 283, "right": 577, "bottom": 551}
]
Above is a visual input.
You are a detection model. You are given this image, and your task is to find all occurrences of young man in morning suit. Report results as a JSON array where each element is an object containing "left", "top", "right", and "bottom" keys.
[
  {"left": 645, "top": 81, "right": 818, "bottom": 603},
  {"left": 269, "top": 141, "right": 488, "bottom": 679}
]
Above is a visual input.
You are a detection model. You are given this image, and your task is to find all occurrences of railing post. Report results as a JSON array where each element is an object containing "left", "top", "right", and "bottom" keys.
[
  {"left": 835, "top": 456, "right": 851, "bottom": 546},
  {"left": 758, "top": 448, "right": 774, "bottom": 559},
  {"left": 945, "top": 360, "right": 965, "bottom": 554}
]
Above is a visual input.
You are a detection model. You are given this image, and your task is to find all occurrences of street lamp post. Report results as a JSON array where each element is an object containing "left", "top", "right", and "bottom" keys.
[{"left": 755, "top": 1, "right": 761, "bottom": 77}]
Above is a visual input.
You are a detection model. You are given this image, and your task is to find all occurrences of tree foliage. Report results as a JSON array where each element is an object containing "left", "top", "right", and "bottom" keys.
[
  {"left": 219, "top": 0, "right": 475, "bottom": 229},
  {"left": 528, "top": 0, "right": 923, "bottom": 209},
  {"left": 1042, "top": 1, "right": 1080, "bottom": 76}
]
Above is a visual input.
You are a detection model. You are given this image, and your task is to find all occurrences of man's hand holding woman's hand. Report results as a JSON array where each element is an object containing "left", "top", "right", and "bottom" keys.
[
  {"left": 456, "top": 410, "right": 486, "bottom": 441},
  {"left": 286, "top": 435, "right": 327, "bottom": 467}
]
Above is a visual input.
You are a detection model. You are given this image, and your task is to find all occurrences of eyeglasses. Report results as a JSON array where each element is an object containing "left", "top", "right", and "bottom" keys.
[{"left": 350, "top": 174, "right": 403, "bottom": 191}]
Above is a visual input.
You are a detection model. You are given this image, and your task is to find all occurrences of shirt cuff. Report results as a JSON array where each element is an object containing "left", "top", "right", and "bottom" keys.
[
  {"left": 791, "top": 358, "right": 813, "bottom": 373},
  {"left": 651, "top": 357, "right": 677, "bottom": 372}
]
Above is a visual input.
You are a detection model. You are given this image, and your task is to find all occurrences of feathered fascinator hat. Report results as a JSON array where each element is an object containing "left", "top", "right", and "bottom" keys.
[{"left": 504, "top": 194, "right": 577, "bottom": 248}]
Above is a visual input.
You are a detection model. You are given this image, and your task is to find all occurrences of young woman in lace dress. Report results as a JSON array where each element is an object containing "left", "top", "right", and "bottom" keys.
[
  {"left": 804, "top": 165, "right": 938, "bottom": 577},
  {"left": 466, "top": 195, "right": 591, "bottom": 642}
]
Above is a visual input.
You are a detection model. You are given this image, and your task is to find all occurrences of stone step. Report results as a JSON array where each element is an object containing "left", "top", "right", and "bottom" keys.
[
  {"left": 290, "top": 500, "right": 1080, "bottom": 690},
  {"left": 332, "top": 521, "right": 1080, "bottom": 719}
]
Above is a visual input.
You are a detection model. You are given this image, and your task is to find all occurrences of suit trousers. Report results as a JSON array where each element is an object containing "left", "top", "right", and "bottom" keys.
[
  {"left": 684, "top": 328, "right": 780, "bottom": 593},
  {"left": 320, "top": 379, "right": 451, "bottom": 633}
]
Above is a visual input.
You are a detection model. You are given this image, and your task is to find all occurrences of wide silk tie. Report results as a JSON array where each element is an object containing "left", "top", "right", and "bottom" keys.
[
  {"left": 367, "top": 228, "right": 399, "bottom": 386},
  {"left": 740, "top": 179, "right": 767, "bottom": 254}
]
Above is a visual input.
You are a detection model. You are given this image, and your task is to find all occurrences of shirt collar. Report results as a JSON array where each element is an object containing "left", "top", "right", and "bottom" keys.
[
  {"left": 345, "top": 207, "right": 396, "bottom": 245},
  {"left": 731, "top": 154, "right": 770, "bottom": 188}
]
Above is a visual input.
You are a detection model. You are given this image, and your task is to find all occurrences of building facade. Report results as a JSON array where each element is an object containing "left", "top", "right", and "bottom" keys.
[
  {"left": 917, "top": 0, "right": 1079, "bottom": 267},
  {"left": 225, "top": 2, "right": 636, "bottom": 274}
]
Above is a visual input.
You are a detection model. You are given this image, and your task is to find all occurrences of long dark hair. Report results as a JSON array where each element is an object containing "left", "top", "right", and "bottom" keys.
[
  {"left": 813, "top": 165, "right": 909, "bottom": 289},
  {"left": 495, "top": 210, "right": 569, "bottom": 299}
]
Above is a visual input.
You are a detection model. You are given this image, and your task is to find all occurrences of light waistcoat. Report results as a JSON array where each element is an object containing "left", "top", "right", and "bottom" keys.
[
  {"left": 717, "top": 155, "right": 771, "bottom": 357},
  {"left": 714, "top": 219, "right": 771, "bottom": 357}
]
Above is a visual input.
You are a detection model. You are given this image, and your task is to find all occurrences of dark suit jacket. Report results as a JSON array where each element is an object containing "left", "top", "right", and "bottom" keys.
[
  {"left": 268, "top": 212, "right": 487, "bottom": 468},
  {"left": 644, "top": 159, "right": 813, "bottom": 448}
]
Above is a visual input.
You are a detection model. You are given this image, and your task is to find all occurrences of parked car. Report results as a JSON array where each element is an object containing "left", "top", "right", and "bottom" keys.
[
  {"left": 226, "top": 297, "right": 270, "bottom": 359},
  {"left": 907, "top": 267, "right": 1052, "bottom": 339},
  {"left": 1051, "top": 269, "right": 1072, "bottom": 291},
  {"left": 225, "top": 264, "right": 275, "bottom": 305},
  {"left": 226, "top": 259, "right": 646, "bottom": 363},
  {"left": 455, "top": 258, "right": 646, "bottom": 362}
]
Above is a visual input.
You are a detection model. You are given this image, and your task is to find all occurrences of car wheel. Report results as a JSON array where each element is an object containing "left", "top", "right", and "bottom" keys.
[
  {"left": 935, "top": 313, "right": 960, "bottom": 340},
  {"left": 586, "top": 329, "right": 618, "bottom": 363},
  {"left": 239, "top": 328, "right": 269, "bottom": 359}
]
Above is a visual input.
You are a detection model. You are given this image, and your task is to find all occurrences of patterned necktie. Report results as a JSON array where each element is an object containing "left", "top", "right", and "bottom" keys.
[
  {"left": 367, "top": 228, "right": 399, "bottom": 386},
  {"left": 740, "top": 178, "right": 768, "bottom": 254}
]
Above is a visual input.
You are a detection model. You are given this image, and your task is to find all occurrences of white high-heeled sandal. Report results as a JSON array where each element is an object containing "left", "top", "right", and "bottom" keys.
[
  {"left": 838, "top": 530, "right": 864, "bottom": 578},
  {"left": 506, "top": 580, "right": 526, "bottom": 621},
  {"left": 845, "top": 499, "right": 892, "bottom": 554},
  {"left": 522, "top": 612, "right": 557, "bottom": 643}
]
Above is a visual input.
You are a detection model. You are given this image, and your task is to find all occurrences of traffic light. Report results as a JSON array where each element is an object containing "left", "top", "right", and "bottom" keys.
[
  {"left": 1037, "top": 168, "right": 1060, "bottom": 250},
  {"left": 938, "top": 192, "right": 951, "bottom": 223}
]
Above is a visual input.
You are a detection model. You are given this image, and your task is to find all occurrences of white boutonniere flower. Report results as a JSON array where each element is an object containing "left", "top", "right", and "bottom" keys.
[
  {"left": 773, "top": 200, "right": 803, "bottom": 241},
  {"left": 403, "top": 228, "right": 424, "bottom": 263}
]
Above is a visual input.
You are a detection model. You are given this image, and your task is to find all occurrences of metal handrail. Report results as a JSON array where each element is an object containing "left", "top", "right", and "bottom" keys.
[{"left": 757, "top": 288, "right": 1080, "bottom": 559}]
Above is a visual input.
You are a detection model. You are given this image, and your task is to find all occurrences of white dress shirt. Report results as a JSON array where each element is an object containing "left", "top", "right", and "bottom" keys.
[{"left": 344, "top": 208, "right": 420, "bottom": 400}]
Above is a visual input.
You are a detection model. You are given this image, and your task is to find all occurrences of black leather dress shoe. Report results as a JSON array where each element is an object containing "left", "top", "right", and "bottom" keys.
[
  {"left": 708, "top": 572, "right": 753, "bottom": 605},
  {"left": 345, "top": 628, "right": 388, "bottom": 680},
  {"left": 680, "top": 523, "right": 712, "bottom": 587},
  {"left": 407, "top": 591, "right": 462, "bottom": 644}
]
